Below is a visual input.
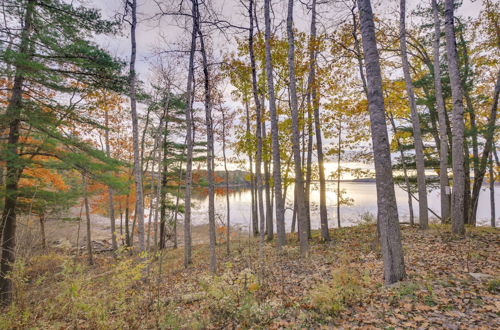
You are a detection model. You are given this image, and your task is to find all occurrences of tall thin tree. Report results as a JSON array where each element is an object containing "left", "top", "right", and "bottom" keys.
[
  {"left": 357, "top": 0, "right": 406, "bottom": 284},
  {"left": 444, "top": 0, "right": 466, "bottom": 235},
  {"left": 308, "top": 0, "right": 330, "bottom": 241},
  {"left": 83, "top": 175, "right": 94, "bottom": 265},
  {"left": 183, "top": 0, "right": 198, "bottom": 267},
  {"left": 248, "top": 0, "right": 265, "bottom": 243},
  {"left": 432, "top": 0, "right": 451, "bottom": 223},
  {"left": 399, "top": 0, "right": 428, "bottom": 229},
  {"left": 196, "top": 2, "right": 217, "bottom": 273},
  {"left": 104, "top": 102, "right": 118, "bottom": 251},
  {"left": 126, "top": 0, "right": 145, "bottom": 250},
  {"left": 264, "top": 0, "right": 287, "bottom": 249},
  {"left": 287, "top": 0, "right": 309, "bottom": 256}
]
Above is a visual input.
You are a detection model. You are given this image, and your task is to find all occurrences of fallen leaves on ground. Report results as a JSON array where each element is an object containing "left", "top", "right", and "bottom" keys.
[{"left": 2, "top": 224, "right": 499, "bottom": 329}]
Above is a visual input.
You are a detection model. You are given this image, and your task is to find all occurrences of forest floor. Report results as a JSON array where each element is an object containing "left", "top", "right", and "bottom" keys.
[{"left": 1, "top": 223, "right": 499, "bottom": 329}]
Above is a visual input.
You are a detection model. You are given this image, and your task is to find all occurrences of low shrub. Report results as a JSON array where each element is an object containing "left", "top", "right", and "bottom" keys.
[
  {"left": 199, "top": 263, "right": 272, "bottom": 327},
  {"left": 309, "top": 268, "right": 366, "bottom": 316}
]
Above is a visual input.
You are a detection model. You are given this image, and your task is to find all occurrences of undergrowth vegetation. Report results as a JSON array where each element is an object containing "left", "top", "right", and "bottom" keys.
[{"left": 0, "top": 224, "right": 498, "bottom": 329}]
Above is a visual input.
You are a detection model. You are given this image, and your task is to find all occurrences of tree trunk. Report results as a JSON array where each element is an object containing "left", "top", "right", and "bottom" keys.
[
  {"left": 489, "top": 153, "right": 496, "bottom": 227},
  {"left": 287, "top": 0, "right": 309, "bottom": 257},
  {"left": 159, "top": 117, "right": 169, "bottom": 250},
  {"left": 222, "top": 111, "right": 231, "bottom": 255},
  {"left": 130, "top": 204, "right": 137, "bottom": 245},
  {"left": 432, "top": 0, "right": 451, "bottom": 223},
  {"left": 244, "top": 101, "right": 258, "bottom": 236},
  {"left": 183, "top": 0, "right": 197, "bottom": 268},
  {"left": 262, "top": 121, "right": 273, "bottom": 240},
  {"left": 104, "top": 106, "right": 118, "bottom": 251},
  {"left": 399, "top": 0, "right": 428, "bottom": 229},
  {"left": 172, "top": 137, "right": 186, "bottom": 250},
  {"left": 147, "top": 132, "right": 160, "bottom": 249},
  {"left": 357, "top": 0, "right": 405, "bottom": 284},
  {"left": 83, "top": 175, "right": 93, "bottom": 266},
  {"left": 154, "top": 143, "right": 162, "bottom": 248},
  {"left": 128, "top": 0, "right": 145, "bottom": 250},
  {"left": 305, "top": 105, "right": 313, "bottom": 239},
  {"left": 196, "top": 7, "right": 217, "bottom": 273},
  {"left": 470, "top": 71, "right": 500, "bottom": 222},
  {"left": 307, "top": 0, "right": 330, "bottom": 240},
  {"left": 444, "top": 0, "right": 466, "bottom": 235},
  {"left": 249, "top": 0, "right": 266, "bottom": 245},
  {"left": 264, "top": 0, "right": 286, "bottom": 249},
  {"left": 291, "top": 192, "right": 297, "bottom": 233},
  {"left": 125, "top": 193, "right": 130, "bottom": 246},
  {"left": 39, "top": 214, "right": 47, "bottom": 250},
  {"left": 388, "top": 113, "right": 414, "bottom": 225},
  {"left": 337, "top": 121, "right": 342, "bottom": 228},
  {"left": 464, "top": 141, "right": 471, "bottom": 225},
  {"left": 0, "top": 0, "right": 34, "bottom": 305},
  {"left": 119, "top": 201, "right": 123, "bottom": 233}
]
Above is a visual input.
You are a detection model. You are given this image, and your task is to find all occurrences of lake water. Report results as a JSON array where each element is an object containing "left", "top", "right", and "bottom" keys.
[{"left": 188, "top": 182, "right": 499, "bottom": 231}]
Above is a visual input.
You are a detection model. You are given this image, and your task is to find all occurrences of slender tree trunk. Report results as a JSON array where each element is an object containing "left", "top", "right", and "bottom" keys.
[
  {"left": 130, "top": 205, "right": 137, "bottom": 245},
  {"left": 184, "top": 0, "right": 197, "bottom": 268},
  {"left": 196, "top": 8, "right": 217, "bottom": 273},
  {"left": 244, "top": 101, "right": 258, "bottom": 236},
  {"left": 104, "top": 107, "right": 118, "bottom": 251},
  {"left": 147, "top": 133, "right": 160, "bottom": 250},
  {"left": 357, "top": 0, "right": 405, "bottom": 284},
  {"left": 388, "top": 113, "right": 414, "bottom": 225},
  {"left": 337, "top": 121, "right": 342, "bottom": 228},
  {"left": 119, "top": 203, "right": 123, "bottom": 239},
  {"left": 399, "top": 0, "right": 428, "bottom": 229},
  {"left": 305, "top": 107, "right": 313, "bottom": 239},
  {"left": 125, "top": 193, "right": 130, "bottom": 246},
  {"left": 464, "top": 142, "right": 471, "bottom": 225},
  {"left": 119, "top": 214, "right": 123, "bottom": 243},
  {"left": 307, "top": 0, "right": 329, "bottom": 240},
  {"left": 154, "top": 145, "right": 162, "bottom": 248},
  {"left": 83, "top": 175, "right": 93, "bottom": 265},
  {"left": 444, "top": 0, "right": 466, "bottom": 235},
  {"left": 459, "top": 29, "right": 479, "bottom": 223},
  {"left": 249, "top": 0, "right": 266, "bottom": 244},
  {"left": 264, "top": 0, "right": 286, "bottom": 249},
  {"left": 301, "top": 99, "right": 312, "bottom": 239},
  {"left": 39, "top": 214, "right": 47, "bottom": 249},
  {"left": 262, "top": 121, "right": 273, "bottom": 240},
  {"left": 172, "top": 137, "right": 186, "bottom": 250},
  {"left": 489, "top": 153, "right": 496, "bottom": 227},
  {"left": 470, "top": 71, "right": 500, "bottom": 222},
  {"left": 287, "top": 0, "right": 309, "bottom": 257},
  {"left": 0, "top": 0, "right": 34, "bottom": 305},
  {"left": 159, "top": 118, "right": 169, "bottom": 249},
  {"left": 222, "top": 111, "right": 231, "bottom": 255},
  {"left": 432, "top": 0, "right": 451, "bottom": 223},
  {"left": 128, "top": 0, "right": 145, "bottom": 250}
]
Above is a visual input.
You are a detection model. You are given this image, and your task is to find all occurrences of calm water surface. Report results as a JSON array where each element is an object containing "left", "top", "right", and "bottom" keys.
[{"left": 188, "top": 182, "right": 499, "bottom": 231}]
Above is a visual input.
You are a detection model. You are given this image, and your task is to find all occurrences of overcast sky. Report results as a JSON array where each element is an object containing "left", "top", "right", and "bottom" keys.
[
  {"left": 92, "top": 0, "right": 482, "bottom": 83},
  {"left": 89, "top": 0, "right": 483, "bottom": 173}
]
